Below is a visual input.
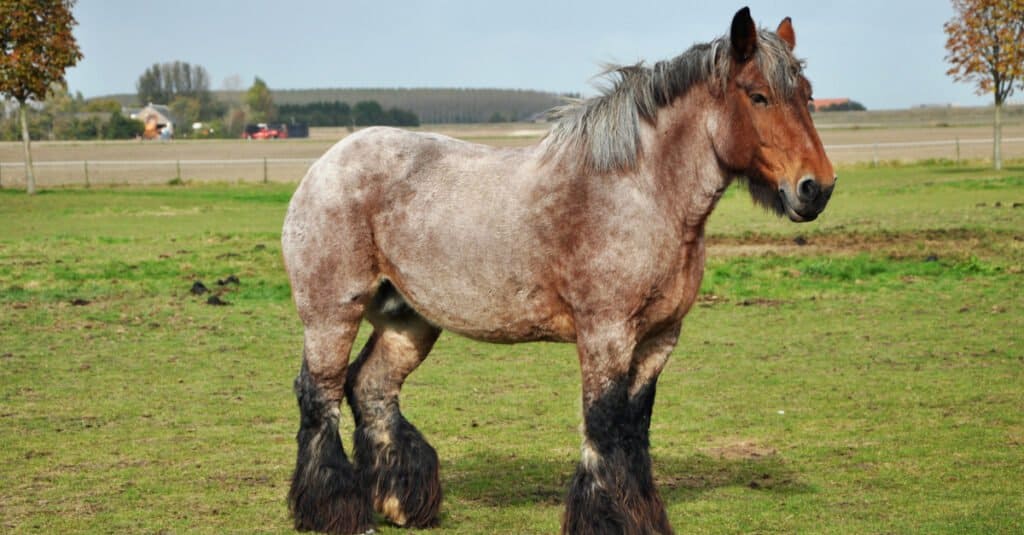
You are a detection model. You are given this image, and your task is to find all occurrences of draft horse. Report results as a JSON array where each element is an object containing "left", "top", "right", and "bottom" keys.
[{"left": 281, "top": 7, "right": 835, "bottom": 534}]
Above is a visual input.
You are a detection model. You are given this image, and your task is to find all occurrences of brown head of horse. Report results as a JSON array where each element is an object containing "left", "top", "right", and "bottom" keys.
[
  {"left": 716, "top": 8, "right": 836, "bottom": 222},
  {"left": 281, "top": 6, "right": 834, "bottom": 534}
]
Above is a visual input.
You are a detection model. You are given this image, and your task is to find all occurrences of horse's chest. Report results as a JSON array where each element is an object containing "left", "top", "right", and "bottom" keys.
[{"left": 635, "top": 240, "right": 707, "bottom": 331}]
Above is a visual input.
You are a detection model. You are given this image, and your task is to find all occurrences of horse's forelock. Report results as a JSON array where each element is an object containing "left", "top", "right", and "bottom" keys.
[
  {"left": 754, "top": 31, "right": 806, "bottom": 99},
  {"left": 544, "top": 28, "right": 804, "bottom": 175}
]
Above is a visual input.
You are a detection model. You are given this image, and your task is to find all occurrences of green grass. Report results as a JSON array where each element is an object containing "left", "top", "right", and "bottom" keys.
[{"left": 1, "top": 164, "right": 1023, "bottom": 533}]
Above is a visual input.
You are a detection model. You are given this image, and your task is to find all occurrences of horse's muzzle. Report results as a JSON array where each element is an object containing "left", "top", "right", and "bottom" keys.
[{"left": 780, "top": 176, "right": 836, "bottom": 222}]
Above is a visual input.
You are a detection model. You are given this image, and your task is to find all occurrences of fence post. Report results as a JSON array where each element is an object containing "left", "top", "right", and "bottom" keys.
[
  {"left": 0, "top": 162, "right": 3, "bottom": 189},
  {"left": 955, "top": 137, "right": 960, "bottom": 167},
  {"left": 263, "top": 157, "right": 268, "bottom": 184},
  {"left": 84, "top": 160, "right": 90, "bottom": 188},
  {"left": 176, "top": 160, "right": 181, "bottom": 182},
  {"left": 872, "top": 143, "right": 879, "bottom": 168}
]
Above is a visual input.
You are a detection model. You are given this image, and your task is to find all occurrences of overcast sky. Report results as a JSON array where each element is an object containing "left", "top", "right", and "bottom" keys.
[{"left": 64, "top": 0, "right": 1013, "bottom": 110}]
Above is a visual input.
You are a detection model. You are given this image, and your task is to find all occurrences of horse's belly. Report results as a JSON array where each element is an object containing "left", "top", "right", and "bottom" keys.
[
  {"left": 389, "top": 274, "right": 576, "bottom": 344},
  {"left": 444, "top": 314, "right": 577, "bottom": 344}
]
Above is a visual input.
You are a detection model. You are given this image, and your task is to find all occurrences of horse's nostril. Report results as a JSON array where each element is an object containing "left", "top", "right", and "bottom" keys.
[{"left": 797, "top": 177, "right": 820, "bottom": 203}]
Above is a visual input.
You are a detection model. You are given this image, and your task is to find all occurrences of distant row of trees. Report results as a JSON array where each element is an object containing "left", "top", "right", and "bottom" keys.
[
  {"left": 0, "top": 69, "right": 425, "bottom": 143},
  {"left": 5, "top": 82, "right": 569, "bottom": 143},
  {"left": 137, "top": 70, "right": 420, "bottom": 137},
  {"left": 267, "top": 87, "right": 571, "bottom": 124},
  {"left": 0, "top": 85, "right": 143, "bottom": 141},
  {"left": 278, "top": 100, "right": 419, "bottom": 127}
]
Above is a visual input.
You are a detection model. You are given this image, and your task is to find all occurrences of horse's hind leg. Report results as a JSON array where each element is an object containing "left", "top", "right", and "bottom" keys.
[
  {"left": 284, "top": 215, "right": 378, "bottom": 534},
  {"left": 289, "top": 316, "right": 376, "bottom": 535},
  {"left": 345, "top": 282, "right": 443, "bottom": 528}
]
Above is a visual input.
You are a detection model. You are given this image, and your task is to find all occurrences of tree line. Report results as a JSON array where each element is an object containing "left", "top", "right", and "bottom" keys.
[
  {"left": 0, "top": 87, "right": 142, "bottom": 141},
  {"left": 278, "top": 100, "right": 419, "bottom": 127},
  {"left": 260, "top": 87, "right": 573, "bottom": 124},
  {"left": 0, "top": 62, "right": 422, "bottom": 142}
]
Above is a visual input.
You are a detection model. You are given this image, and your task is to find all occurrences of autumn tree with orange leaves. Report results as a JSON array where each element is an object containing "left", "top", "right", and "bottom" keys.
[
  {"left": 0, "top": 0, "right": 83, "bottom": 194},
  {"left": 944, "top": 0, "right": 1024, "bottom": 170}
]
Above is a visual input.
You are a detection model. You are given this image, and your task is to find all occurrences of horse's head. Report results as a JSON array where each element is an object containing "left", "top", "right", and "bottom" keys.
[{"left": 713, "top": 7, "right": 835, "bottom": 222}]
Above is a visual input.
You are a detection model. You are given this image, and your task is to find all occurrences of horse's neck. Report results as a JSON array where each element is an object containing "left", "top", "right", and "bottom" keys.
[{"left": 641, "top": 100, "right": 731, "bottom": 240}]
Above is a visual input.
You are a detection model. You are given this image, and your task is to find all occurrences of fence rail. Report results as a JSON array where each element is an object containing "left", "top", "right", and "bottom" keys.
[
  {"left": 1, "top": 137, "right": 1023, "bottom": 188},
  {"left": 822, "top": 136, "right": 1024, "bottom": 167},
  {"left": 0, "top": 157, "right": 317, "bottom": 187}
]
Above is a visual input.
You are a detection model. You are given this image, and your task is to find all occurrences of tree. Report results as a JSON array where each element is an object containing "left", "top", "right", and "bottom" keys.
[
  {"left": 0, "top": 0, "right": 83, "bottom": 194},
  {"left": 136, "top": 61, "right": 218, "bottom": 120},
  {"left": 136, "top": 64, "right": 166, "bottom": 104},
  {"left": 106, "top": 110, "right": 143, "bottom": 139},
  {"left": 386, "top": 106, "right": 419, "bottom": 127},
  {"left": 245, "top": 77, "right": 276, "bottom": 122},
  {"left": 353, "top": 100, "right": 385, "bottom": 126},
  {"left": 169, "top": 95, "right": 201, "bottom": 133},
  {"left": 278, "top": 100, "right": 353, "bottom": 127},
  {"left": 224, "top": 107, "right": 247, "bottom": 138},
  {"left": 944, "top": 0, "right": 1024, "bottom": 170},
  {"left": 83, "top": 98, "right": 122, "bottom": 113}
]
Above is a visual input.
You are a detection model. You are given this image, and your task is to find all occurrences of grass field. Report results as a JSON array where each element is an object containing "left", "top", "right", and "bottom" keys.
[{"left": 1, "top": 162, "right": 1023, "bottom": 533}]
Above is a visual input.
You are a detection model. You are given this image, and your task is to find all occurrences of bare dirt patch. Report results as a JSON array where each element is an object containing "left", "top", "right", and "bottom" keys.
[
  {"left": 702, "top": 441, "right": 777, "bottom": 461},
  {"left": 708, "top": 229, "right": 1018, "bottom": 261}
]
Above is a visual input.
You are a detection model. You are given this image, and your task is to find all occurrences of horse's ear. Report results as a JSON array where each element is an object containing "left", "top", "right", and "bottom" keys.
[
  {"left": 730, "top": 7, "right": 757, "bottom": 62},
  {"left": 777, "top": 16, "right": 796, "bottom": 50}
]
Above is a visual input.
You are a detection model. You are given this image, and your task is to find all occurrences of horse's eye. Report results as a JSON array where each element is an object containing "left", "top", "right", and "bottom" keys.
[{"left": 750, "top": 93, "right": 769, "bottom": 106}]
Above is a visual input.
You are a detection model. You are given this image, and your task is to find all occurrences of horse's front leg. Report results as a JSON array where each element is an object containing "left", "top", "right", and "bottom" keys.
[{"left": 563, "top": 323, "right": 680, "bottom": 535}]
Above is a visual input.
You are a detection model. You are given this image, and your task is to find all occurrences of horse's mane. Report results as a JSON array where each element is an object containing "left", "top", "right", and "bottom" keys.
[{"left": 544, "top": 30, "right": 804, "bottom": 174}]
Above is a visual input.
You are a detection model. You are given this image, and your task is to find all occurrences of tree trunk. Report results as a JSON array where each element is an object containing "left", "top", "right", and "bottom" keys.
[
  {"left": 18, "top": 101, "right": 37, "bottom": 195},
  {"left": 993, "top": 101, "right": 1002, "bottom": 171}
]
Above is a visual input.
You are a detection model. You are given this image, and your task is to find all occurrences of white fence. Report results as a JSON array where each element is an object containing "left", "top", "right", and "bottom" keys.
[
  {"left": 0, "top": 157, "right": 318, "bottom": 188},
  {"left": 1, "top": 137, "right": 1022, "bottom": 188},
  {"left": 823, "top": 136, "right": 1024, "bottom": 166}
]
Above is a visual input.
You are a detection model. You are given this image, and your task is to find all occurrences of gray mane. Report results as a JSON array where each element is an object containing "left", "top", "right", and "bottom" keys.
[{"left": 545, "top": 30, "right": 804, "bottom": 174}]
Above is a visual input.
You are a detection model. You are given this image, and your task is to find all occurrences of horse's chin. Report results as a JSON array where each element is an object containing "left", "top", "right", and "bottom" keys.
[
  {"left": 778, "top": 188, "right": 820, "bottom": 223},
  {"left": 778, "top": 179, "right": 827, "bottom": 220}
]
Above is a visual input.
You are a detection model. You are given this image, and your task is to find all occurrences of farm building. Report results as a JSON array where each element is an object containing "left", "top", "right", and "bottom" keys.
[
  {"left": 127, "top": 103, "right": 176, "bottom": 139},
  {"left": 812, "top": 98, "right": 851, "bottom": 111}
]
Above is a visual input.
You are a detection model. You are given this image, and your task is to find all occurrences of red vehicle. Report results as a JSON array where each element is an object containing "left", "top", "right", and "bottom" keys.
[{"left": 243, "top": 123, "right": 287, "bottom": 139}]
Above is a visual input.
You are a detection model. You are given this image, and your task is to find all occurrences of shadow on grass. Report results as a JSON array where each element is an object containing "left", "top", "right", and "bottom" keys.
[{"left": 441, "top": 449, "right": 811, "bottom": 509}]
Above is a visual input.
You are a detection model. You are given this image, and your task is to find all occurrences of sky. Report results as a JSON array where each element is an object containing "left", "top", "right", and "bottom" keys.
[{"left": 64, "top": 0, "right": 1013, "bottom": 110}]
